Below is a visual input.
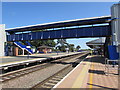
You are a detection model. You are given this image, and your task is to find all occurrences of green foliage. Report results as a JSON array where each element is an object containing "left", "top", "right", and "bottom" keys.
[
  {"left": 56, "top": 45, "right": 66, "bottom": 52},
  {"left": 76, "top": 45, "right": 81, "bottom": 51},
  {"left": 30, "top": 40, "right": 56, "bottom": 48},
  {"left": 69, "top": 44, "right": 75, "bottom": 52},
  {"left": 26, "top": 39, "right": 77, "bottom": 52}
]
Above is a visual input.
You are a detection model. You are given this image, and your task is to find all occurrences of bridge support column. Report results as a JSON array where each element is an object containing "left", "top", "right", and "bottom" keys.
[
  {"left": 22, "top": 49, "right": 25, "bottom": 55},
  {"left": 111, "top": 2, "right": 120, "bottom": 89},
  {"left": 0, "top": 24, "right": 6, "bottom": 57}
]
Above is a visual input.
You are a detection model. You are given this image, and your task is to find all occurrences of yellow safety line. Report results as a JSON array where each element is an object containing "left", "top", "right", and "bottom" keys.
[
  {"left": 89, "top": 62, "right": 94, "bottom": 89},
  {"left": 72, "top": 62, "right": 90, "bottom": 88}
]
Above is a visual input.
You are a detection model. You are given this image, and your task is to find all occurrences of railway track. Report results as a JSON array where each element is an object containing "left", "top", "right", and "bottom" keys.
[
  {"left": 1, "top": 53, "right": 89, "bottom": 83},
  {"left": 31, "top": 64, "right": 73, "bottom": 89},
  {"left": 31, "top": 53, "right": 89, "bottom": 89}
]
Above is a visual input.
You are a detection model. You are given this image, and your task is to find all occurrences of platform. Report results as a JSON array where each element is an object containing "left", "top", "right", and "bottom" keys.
[
  {"left": 0, "top": 52, "right": 84, "bottom": 68},
  {"left": 53, "top": 55, "right": 118, "bottom": 89}
]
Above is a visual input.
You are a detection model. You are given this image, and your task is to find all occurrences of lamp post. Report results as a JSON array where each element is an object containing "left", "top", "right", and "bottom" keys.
[{"left": 56, "top": 47, "right": 58, "bottom": 55}]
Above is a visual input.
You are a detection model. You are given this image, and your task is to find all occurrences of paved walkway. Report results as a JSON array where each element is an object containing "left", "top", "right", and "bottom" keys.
[
  {"left": 53, "top": 55, "right": 118, "bottom": 89},
  {"left": 86, "top": 56, "right": 118, "bottom": 89},
  {"left": 0, "top": 53, "right": 68, "bottom": 64}
]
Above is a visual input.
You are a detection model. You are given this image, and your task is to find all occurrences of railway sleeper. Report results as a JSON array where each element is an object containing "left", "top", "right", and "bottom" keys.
[
  {"left": 42, "top": 83, "right": 55, "bottom": 88},
  {"left": 41, "top": 85, "right": 52, "bottom": 88},
  {"left": 50, "top": 78, "right": 61, "bottom": 82},
  {"left": 54, "top": 76, "right": 63, "bottom": 79},
  {"left": 48, "top": 80, "right": 59, "bottom": 83},
  {"left": 44, "top": 82, "right": 56, "bottom": 86}
]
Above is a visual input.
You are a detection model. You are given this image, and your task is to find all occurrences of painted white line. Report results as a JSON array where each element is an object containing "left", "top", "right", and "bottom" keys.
[{"left": 0, "top": 58, "right": 47, "bottom": 67}]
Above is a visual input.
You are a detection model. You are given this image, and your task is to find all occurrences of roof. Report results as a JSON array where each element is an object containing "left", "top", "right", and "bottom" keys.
[
  {"left": 86, "top": 38, "right": 106, "bottom": 45},
  {"left": 86, "top": 38, "right": 106, "bottom": 49},
  {"left": 38, "top": 45, "right": 52, "bottom": 49},
  {"left": 5, "top": 16, "right": 111, "bottom": 33}
]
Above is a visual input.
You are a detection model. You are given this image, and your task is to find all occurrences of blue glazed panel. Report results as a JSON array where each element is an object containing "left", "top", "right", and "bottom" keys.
[
  {"left": 36, "top": 32, "right": 42, "bottom": 39},
  {"left": 92, "top": 26, "right": 101, "bottom": 37},
  {"left": 50, "top": 31, "right": 56, "bottom": 39},
  {"left": 62, "top": 29, "right": 69, "bottom": 38},
  {"left": 15, "top": 34, "right": 19, "bottom": 41},
  {"left": 100, "top": 26, "right": 111, "bottom": 36},
  {"left": 31, "top": 32, "right": 37, "bottom": 40},
  {"left": 69, "top": 28, "right": 77, "bottom": 38},
  {"left": 55, "top": 30, "right": 62, "bottom": 39},
  {"left": 28, "top": 33, "right": 32, "bottom": 40},
  {"left": 43, "top": 31, "right": 50, "bottom": 39},
  {"left": 77, "top": 28, "right": 84, "bottom": 37},
  {"left": 23, "top": 33, "right": 29, "bottom": 40},
  {"left": 83, "top": 27, "right": 93, "bottom": 37},
  {"left": 11, "top": 34, "right": 15, "bottom": 41}
]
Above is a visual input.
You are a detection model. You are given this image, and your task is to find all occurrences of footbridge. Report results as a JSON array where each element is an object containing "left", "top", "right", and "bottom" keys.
[{"left": 6, "top": 16, "right": 111, "bottom": 41}]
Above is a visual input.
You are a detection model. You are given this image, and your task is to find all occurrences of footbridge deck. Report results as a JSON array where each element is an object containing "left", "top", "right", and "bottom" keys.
[{"left": 6, "top": 16, "right": 111, "bottom": 41}]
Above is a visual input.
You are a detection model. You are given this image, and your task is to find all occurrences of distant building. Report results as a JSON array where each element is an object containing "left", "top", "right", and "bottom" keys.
[
  {"left": 38, "top": 45, "right": 52, "bottom": 53},
  {"left": 86, "top": 38, "right": 106, "bottom": 55},
  {"left": 86, "top": 38, "right": 105, "bottom": 49}
]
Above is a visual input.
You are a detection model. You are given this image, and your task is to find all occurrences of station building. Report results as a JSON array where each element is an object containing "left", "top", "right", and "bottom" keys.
[
  {"left": 86, "top": 38, "right": 105, "bottom": 55},
  {"left": 37, "top": 45, "right": 52, "bottom": 53}
]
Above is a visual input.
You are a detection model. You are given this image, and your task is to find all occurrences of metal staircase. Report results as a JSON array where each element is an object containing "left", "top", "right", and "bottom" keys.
[
  {"left": 14, "top": 41, "right": 33, "bottom": 54},
  {"left": 25, "top": 41, "right": 33, "bottom": 47}
]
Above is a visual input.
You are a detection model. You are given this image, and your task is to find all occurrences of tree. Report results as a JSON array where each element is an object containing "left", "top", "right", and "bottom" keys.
[
  {"left": 29, "top": 40, "right": 56, "bottom": 52},
  {"left": 76, "top": 45, "right": 81, "bottom": 51},
  {"left": 56, "top": 45, "right": 67, "bottom": 52},
  {"left": 69, "top": 44, "right": 75, "bottom": 52},
  {"left": 30, "top": 40, "right": 56, "bottom": 48}
]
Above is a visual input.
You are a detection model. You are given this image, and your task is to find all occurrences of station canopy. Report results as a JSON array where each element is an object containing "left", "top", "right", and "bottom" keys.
[{"left": 86, "top": 38, "right": 106, "bottom": 49}]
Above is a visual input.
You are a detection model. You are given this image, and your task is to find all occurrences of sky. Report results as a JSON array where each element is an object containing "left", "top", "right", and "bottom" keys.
[{"left": 2, "top": 2, "right": 116, "bottom": 49}]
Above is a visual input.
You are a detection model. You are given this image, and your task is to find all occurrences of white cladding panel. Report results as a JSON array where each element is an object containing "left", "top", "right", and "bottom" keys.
[{"left": 0, "top": 24, "right": 6, "bottom": 56}]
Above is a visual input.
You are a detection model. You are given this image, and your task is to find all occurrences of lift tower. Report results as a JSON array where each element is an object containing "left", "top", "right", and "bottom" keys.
[{"left": 111, "top": 2, "right": 120, "bottom": 78}]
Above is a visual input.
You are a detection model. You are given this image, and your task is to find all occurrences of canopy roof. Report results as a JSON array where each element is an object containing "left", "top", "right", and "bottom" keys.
[
  {"left": 86, "top": 38, "right": 106, "bottom": 49},
  {"left": 86, "top": 38, "right": 106, "bottom": 45}
]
